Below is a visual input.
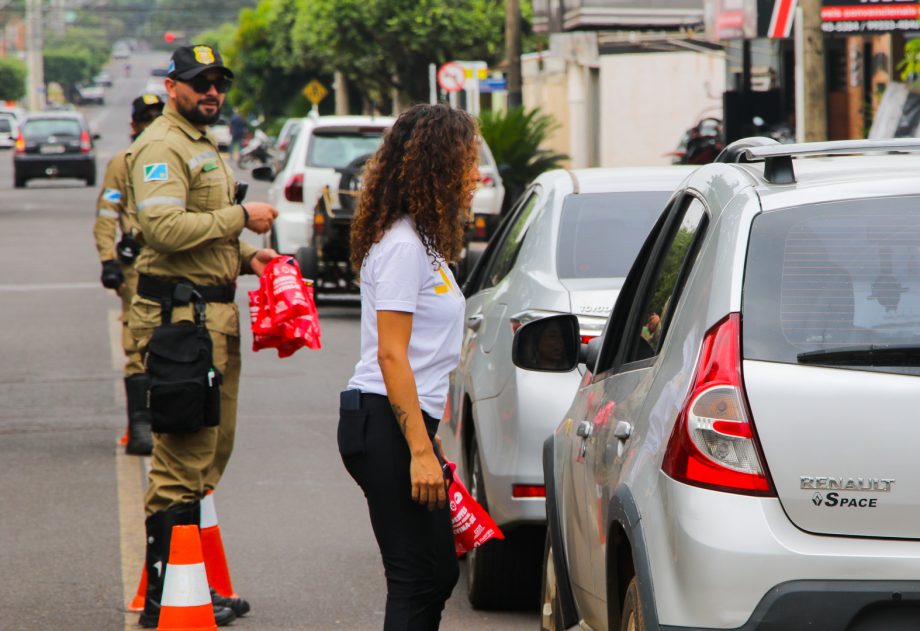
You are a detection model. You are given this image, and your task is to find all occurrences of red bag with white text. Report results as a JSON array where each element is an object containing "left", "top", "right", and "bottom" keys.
[
  {"left": 248, "top": 289, "right": 283, "bottom": 351},
  {"left": 445, "top": 461, "right": 504, "bottom": 557},
  {"left": 265, "top": 256, "right": 314, "bottom": 323},
  {"left": 248, "top": 257, "right": 322, "bottom": 356}
]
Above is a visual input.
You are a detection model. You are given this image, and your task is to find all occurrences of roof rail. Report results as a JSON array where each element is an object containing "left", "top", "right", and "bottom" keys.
[
  {"left": 741, "top": 138, "right": 920, "bottom": 185},
  {"left": 714, "top": 136, "right": 780, "bottom": 164}
]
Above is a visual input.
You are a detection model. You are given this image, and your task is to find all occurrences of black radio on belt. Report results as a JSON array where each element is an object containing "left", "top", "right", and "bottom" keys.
[
  {"left": 235, "top": 181, "right": 249, "bottom": 205},
  {"left": 116, "top": 232, "right": 141, "bottom": 265}
]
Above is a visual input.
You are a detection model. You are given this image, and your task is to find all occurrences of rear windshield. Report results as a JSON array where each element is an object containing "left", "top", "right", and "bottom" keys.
[
  {"left": 306, "top": 130, "right": 385, "bottom": 169},
  {"left": 556, "top": 191, "right": 670, "bottom": 279},
  {"left": 23, "top": 119, "right": 81, "bottom": 138},
  {"left": 0, "top": 119, "right": 10, "bottom": 132},
  {"left": 743, "top": 197, "right": 920, "bottom": 372}
]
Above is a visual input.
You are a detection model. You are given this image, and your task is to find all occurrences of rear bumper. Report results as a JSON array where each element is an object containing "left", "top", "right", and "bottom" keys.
[
  {"left": 660, "top": 580, "right": 920, "bottom": 631},
  {"left": 14, "top": 154, "right": 95, "bottom": 178}
]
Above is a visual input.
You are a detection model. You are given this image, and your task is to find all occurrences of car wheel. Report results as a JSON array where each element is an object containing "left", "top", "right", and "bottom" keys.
[
  {"left": 540, "top": 529, "right": 564, "bottom": 631},
  {"left": 295, "top": 245, "right": 319, "bottom": 281},
  {"left": 86, "top": 175, "right": 96, "bottom": 187},
  {"left": 466, "top": 437, "right": 543, "bottom": 610},
  {"left": 620, "top": 577, "right": 645, "bottom": 631},
  {"left": 14, "top": 174, "right": 25, "bottom": 188}
]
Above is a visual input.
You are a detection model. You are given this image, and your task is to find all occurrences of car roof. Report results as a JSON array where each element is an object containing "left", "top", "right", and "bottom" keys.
[
  {"left": 534, "top": 166, "right": 696, "bottom": 198},
  {"left": 24, "top": 112, "right": 87, "bottom": 124},
  {"left": 305, "top": 115, "right": 396, "bottom": 130}
]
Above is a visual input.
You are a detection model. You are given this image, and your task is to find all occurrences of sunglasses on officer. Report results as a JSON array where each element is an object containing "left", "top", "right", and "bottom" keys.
[{"left": 179, "top": 75, "right": 233, "bottom": 95}]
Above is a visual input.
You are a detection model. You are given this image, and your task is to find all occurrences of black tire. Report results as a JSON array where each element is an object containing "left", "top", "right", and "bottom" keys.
[
  {"left": 294, "top": 245, "right": 319, "bottom": 281},
  {"left": 540, "top": 529, "right": 564, "bottom": 631},
  {"left": 14, "top": 173, "right": 25, "bottom": 188},
  {"left": 85, "top": 175, "right": 96, "bottom": 187},
  {"left": 620, "top": 577, "right": 645, "bottom": 631},
  {"left": 466, "top": 438, "right": 543, "bottom": 610}
]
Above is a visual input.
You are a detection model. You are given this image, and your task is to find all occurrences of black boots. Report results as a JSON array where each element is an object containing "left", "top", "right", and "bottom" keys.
[
  {"left": 124, "top": 374, "right": 153, "bottom": 455},
  {"left": 139, "top": 503, "right": 236, "bottom": 628},
  {"left": 211, "top": 588, "right": 251, "bottom": 618}
]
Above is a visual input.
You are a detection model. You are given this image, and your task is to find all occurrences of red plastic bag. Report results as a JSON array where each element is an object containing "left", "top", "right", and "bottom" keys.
[
  {"left": 445, "top": 461, "right": 504, "bottom": 557},
  {"left": 248, "top": 257, "right": 322, "bottom": 356}
]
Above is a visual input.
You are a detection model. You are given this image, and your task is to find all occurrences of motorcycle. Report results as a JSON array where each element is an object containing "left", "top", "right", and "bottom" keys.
[
  {"left": 237, "top": 129, "right": 275, "bottom": 169},
  {"left": 670, "top": 117, "right": 725, "bottom": 165}
]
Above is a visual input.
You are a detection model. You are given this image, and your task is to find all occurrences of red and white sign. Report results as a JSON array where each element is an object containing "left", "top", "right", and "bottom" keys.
[
  {"left": 437, "top": 62, "right": 466, "bottom": 93},
  {"left": 767, "top": 0, "right": 797, "bottom": 38}
]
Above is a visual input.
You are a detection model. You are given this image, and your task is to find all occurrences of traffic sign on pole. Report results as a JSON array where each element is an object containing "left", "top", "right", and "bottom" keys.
[
  {"left": 437, "top": 62, "right": 466, "bottom": 93},
  {"left": 303, "top": 80, "right": 329, "bottom": 105}
]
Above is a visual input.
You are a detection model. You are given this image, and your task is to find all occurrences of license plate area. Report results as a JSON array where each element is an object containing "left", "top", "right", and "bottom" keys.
[{"left": 39, "top": 144, "right": 65, "bottom": 154}]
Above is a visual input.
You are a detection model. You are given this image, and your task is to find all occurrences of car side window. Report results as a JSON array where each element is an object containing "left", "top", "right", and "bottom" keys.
[
  {"left": 624, "top": 197, "right": 707, "bottom": 364},
  {"left": 480, "top": 191, "right": 541, "bottom": 290}
]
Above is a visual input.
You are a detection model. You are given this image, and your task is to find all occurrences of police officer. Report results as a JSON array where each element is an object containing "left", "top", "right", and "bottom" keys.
[
  {"left": 93, "top": 93, "right": 164, "bottom": 456},
  {"left": 126, "top": 45, "right": 278, "bottom": 628}
]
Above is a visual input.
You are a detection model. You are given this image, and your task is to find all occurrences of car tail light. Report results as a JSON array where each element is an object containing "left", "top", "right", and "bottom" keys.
[
  {"left": 80, "top": 130, "right": 92, "bottom": 153},
  {"left": 512, "top": 484, "right": 545, "bottom": 498},
  {"left": 284, "top": 173, "right": 304, "bottom": 202},
  {"left": 474, "top": 215, "right": 487, "bottom": 239},
  {"left": 662, "top": 313, "right": 775, "bottom": 496},
  {"left": 313, "top": 209, "right": 325, "bottom": 236},
  {"left": 479, "top": 171, "right": 493, "bottom": 187},
  {"left": 278, "top": 138, "right": 289, "bottom": 151},
  {"left": 15, "top": 132, "right": 25, "bottom": 154},
  {"left": 576, "top": 315, "right": 607, "bottom": 345}
]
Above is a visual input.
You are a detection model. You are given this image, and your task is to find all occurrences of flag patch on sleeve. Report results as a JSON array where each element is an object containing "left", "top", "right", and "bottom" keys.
[
  {"left": 102, "top": 188, "right": 122, "bottom": 202},
  {"left": 143, "top": 163, "right": 169, "bottom": 182}
]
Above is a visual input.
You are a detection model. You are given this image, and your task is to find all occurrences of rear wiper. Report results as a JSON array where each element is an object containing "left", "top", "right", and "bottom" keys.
[{"left": 797, "top": 344, "right": 920, "bottom": 366}]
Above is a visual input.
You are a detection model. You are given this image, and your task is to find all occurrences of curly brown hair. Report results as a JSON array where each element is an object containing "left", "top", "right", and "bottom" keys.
[{"left": 350, "top": 104, "right": 479, "bottom": 270}]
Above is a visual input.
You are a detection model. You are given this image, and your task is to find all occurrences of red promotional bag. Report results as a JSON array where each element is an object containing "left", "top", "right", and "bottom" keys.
[
  {"left": 248, "top": 257, "right": 322, "bottom": 356},
  {"left": 445, "top": 461, "right": 504, "bottom": 556}
]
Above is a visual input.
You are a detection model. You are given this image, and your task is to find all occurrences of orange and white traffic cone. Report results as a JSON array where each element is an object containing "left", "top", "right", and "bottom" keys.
[
  {"left": 128, "top": 564, "right": 147, "bottom": 612},
  {"left": 199, "top": 491, "right": 238, "bottom": 599},
  {"left": 157, "top": 524, "right": 216, "bottom": 631}
]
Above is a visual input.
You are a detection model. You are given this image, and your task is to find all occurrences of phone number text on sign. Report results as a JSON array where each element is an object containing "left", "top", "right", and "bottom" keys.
[{"left": 822, "top": 19, "right": 920, "bottom": 32}]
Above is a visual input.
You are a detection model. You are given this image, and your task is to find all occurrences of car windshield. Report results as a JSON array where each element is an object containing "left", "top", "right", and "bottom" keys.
[
  {"left": 555, "top": 191, "right": 671, "bottom": 279},
  {"left": 306, "top": 130, "right": 385, "bottom": 169},
  {"left": 23, "top": 119, "right": 81, "bottom": 139},
  {"left": 742, "top": 196, "right": 920, "bottom": 375},
  {"left": 0, "top": 119, "right": 11, "bottom": 133}
]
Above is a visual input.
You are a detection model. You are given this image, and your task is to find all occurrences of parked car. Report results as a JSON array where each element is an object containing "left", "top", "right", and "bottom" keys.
[
  {"left": 14, "top": 112, "right": 97, "bottom": 187},
  {"left": 144, "top": 71, "right": 168, "bottom": 99},
  {"left": 94, "top": 71, "right": 113, "bottom": 87},
  {"left": 520, "top": 138, "right": 920, "bottom": 631},
  {"left": 272, "top": 117, "right": 303, "bottom": 172},
  {"left": 467, "top": 141, "right": 505, "bottom": 241},
  {"left": 210, "top": 117, "right": 231, "bottom": 153},
  {"left": 113, "top": 43, "right": 130, "bottom": 59},
  {"left": 0, "top": 106, "right": 26, "bottom": 124},
  {"left": 74, "top": 83, "right": 105, "bottom": 106},
  {"left": 0, "top": 116, "right": 17, "bottom": 149},
  {"left": 256, "top": 115, "right": 395, "bottom": 288},
  {"left": 439, "top": 166, "right": 694, "bottom": 609}
]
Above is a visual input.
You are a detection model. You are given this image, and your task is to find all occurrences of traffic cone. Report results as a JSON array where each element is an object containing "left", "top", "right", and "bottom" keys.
[
  {"left": 128, "top": 565, "right": 147, "bottom": 612},
  {"left": 157, "top": 524, "right": 216, "bottom": 631},
  {"left": 199, "top": 491, "right": 239, "bottom": 599},
  {"left": 118, "top": 429, "right": 129, "bottom": 446}
]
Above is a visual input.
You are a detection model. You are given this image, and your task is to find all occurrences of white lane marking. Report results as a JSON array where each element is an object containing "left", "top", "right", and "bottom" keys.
[
  {"left": 109, "top": 308, "right": 125, "bottom": 372},
  {"left": 0, "top": 282, "right": 98, "bottom": 292}
]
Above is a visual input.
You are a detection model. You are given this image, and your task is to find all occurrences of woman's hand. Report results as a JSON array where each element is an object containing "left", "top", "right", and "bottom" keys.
[
  {"left": 410, "top": 448, "right": 447, "bottom": 511},
  {"left": 250, "top": 248, "right": 279, "bottom": 277}
]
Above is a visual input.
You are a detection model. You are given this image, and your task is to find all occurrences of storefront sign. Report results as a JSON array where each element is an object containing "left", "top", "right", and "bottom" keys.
[
  {"left": 705, "top": 0, "right": 797, "bottom": 39},
  {"left": 822, "top": 0, "right": 920, "bottom": 33}
]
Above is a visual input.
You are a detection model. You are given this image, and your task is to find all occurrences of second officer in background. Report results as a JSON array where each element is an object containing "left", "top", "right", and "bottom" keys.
[
  {"left": 92, "top": 93, "right": 164, "bottom": 455},
  {"left": 126, "top": 45, "right": 278, "bottom": 628}
]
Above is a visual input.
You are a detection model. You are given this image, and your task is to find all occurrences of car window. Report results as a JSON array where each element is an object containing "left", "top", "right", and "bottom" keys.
[
  {"left": 23, "top": 119, "right": 81, "bottom": 138},
  {"left": 480, "top": 190, "right": 542, "bottom": 290},
  {"left": 0, "top": 119, "right": 10, "bottom": 133},
  {"left": 742, "top": 196, "right": 920, "bottom": 376},
  {"left": 624, "top": 196, "right": 707, "bottom": 364},
  {"left": 307, "top": 130, "right": 385, "bottom": 169},
  {"left": 556, "top": 191, "right": 671, "bottom": 280}
]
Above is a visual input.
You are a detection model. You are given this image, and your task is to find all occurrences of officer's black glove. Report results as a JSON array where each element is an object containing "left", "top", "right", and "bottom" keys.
[{"left": 101, "top": 259, "right": 124, "bottom": 289}]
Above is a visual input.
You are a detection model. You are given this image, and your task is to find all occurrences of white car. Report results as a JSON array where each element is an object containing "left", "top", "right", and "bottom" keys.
[
  {"left": 0, "top": 116, "right": 16, "bottom": 149},
  {"left": 144, "top": 76, "right": 167, "bottom": 99},
  {"left": 439, "top": 166, "right": 694, "bottom": 609},
  {"left": 76, "top": 84, "right": 105, "bottom": 106},
  {"left": 209, "top": 117, "right": 231, "bottom": 153}
]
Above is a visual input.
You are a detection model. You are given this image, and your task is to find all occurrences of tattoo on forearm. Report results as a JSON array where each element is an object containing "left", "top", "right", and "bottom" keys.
[{"left": 391, "top": 403, "right": 409, "bottom": 436}]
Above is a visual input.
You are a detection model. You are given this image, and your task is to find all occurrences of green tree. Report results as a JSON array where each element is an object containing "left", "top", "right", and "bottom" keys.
[
  {"left": 43, "top": 50, "right": 95, "bottom": 93},
  {"left": 291, "top": 0, "right": 504, "bottom": 109},
  {"left": 478, "top": 106, "right": 568, "bottom": 213},
  {"left": 0, "top": 57, "right": 27, "bottom": 102}
]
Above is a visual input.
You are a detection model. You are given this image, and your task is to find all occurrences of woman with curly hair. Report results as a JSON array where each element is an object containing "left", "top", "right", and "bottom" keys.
[{"left": 338, "top": 103, "right": 480, "bottom": 630}]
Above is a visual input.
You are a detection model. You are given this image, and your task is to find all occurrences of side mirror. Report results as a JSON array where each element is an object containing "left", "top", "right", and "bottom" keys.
[
  {"left": 251, "top": 165, "right": 275, "bottom": 182},
  {"left": 512, "top": 314, "right": 580, "bottom": 372},
  {"left": 497, "top": 163, "right": 512, "bottom": 178}
]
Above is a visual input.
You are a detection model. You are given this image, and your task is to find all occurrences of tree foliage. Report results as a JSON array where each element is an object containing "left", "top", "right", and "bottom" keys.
[
  {"left": 0, "top": 57, "right": 27, "bottom": 102},
  {"left": 478, "top": 106, "right": 568, "bottom": 213},
  {"left": 291, "top": 0, "right": 504, "bottom": 108}
]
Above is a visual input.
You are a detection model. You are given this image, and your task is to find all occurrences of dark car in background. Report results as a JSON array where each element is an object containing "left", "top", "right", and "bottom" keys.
[{"left": 13, "top": 112, "right": 97, "bottom": 188}]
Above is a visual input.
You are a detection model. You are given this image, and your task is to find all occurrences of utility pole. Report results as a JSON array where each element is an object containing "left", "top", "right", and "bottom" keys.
[
  {"left": 505, "top": 0, "right": 522, "bottom": 108},
  {"left": 797, "top": 0, "right": 826, "bottom": 141},
  {"left": 26, "top": 0, "right": 45, "bottom": 111},
  {"left": 334, "top": 71, "right": 348, "bottom": 115}
]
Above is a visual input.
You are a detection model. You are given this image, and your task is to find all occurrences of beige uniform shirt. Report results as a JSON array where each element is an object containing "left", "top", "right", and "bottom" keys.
[
  {"left": 92, "top": 147, "right": 137, "bottom": 263},
  {"left": 127, "top": 105, "right": 258, "bottom": 336}
]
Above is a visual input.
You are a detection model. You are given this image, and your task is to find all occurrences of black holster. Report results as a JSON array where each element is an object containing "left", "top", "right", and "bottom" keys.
[{"left": 144, "top": 286, "right": 221, "bottom": 434}]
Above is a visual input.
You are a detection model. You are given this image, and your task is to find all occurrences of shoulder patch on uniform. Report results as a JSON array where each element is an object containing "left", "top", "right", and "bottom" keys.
[
  {"left": 143, "top": 163, "right": 169, "bottom": 182},
  {"left": 102, "top": 188, "right": 122, "bottom": 202}
]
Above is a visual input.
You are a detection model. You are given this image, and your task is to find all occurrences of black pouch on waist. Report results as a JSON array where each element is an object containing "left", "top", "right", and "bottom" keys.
[{"left": 145, "top": 292, "right": 221, "bottom": 434}]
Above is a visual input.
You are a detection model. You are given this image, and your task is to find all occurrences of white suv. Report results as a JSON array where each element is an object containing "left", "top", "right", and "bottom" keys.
[{"left": 515, "top": 138, "right": 920, "bottom": 631}]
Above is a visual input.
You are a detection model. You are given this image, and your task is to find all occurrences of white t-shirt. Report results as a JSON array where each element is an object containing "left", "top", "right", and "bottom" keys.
[{"left": 347, "top": 216, "right": 465, "bottom": 418}]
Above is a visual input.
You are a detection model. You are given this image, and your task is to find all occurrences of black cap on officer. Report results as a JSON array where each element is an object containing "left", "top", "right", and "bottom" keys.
[
  {"left": 166, "top": 45, "right": 234, "bottom": 81},
  {"left": 131, "top": 93, "right": 165, "bottom": 122}
]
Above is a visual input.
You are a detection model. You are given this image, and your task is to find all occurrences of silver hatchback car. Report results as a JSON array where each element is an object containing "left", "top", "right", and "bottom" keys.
[
  {"left": 440, "top": 166, "right": 694, "bottom": 609},
  {"left": 515, "top": 139, "right": 920, "bottom": 631}
]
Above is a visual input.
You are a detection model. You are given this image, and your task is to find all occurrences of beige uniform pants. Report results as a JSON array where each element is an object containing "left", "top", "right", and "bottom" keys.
[{"left": 119, "top": 265, "right": 144, "bottom": 376}]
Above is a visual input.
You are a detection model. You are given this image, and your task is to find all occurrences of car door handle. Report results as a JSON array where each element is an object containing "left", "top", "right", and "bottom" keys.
[
  {"left": 613, "top": 420, "right": 632, "bottom": 441},
  {"left": 466, "top": 313, "right": 483, "bottom": 331},
  {"left": 576, "top": 420, "right": 593, "bottom": 438}
]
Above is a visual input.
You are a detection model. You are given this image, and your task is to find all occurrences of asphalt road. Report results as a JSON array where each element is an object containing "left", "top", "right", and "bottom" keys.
[{"left": 0, "top": 54, "right": 538, "bottom": 630}]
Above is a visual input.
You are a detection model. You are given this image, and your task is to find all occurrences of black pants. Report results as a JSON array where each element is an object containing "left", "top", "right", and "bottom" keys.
[{"left": 338, "top": 392, "right": 459, "bottom": 631}]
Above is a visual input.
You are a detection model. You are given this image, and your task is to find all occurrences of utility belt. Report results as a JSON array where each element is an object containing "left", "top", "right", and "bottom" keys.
[{"left": 139, "top": 274, "right": 228, "bottom": 435}]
